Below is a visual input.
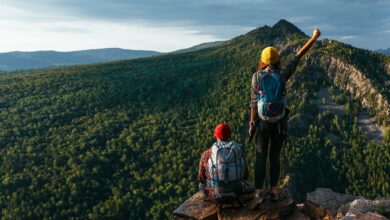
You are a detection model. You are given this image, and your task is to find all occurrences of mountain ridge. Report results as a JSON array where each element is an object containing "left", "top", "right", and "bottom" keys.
[
  {"left": 376, "top": 48, "right": 390, "bottom": 55},
  {"left": 0, "top": 48, "right": 160, "bottom": 71},
  {"left": 173, "top": 41, "right": 225, "bottom": 54},
  {"left": 0, "top": 19, "right": 388, "bottom": 219}
]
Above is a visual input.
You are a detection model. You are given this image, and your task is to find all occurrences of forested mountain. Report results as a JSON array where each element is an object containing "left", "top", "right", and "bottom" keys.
[
  {"left": 173, "top": 41, "right": 224, "bottom": 53},
  {"left": 376, "top": 48, "right": 390, "bottom": 56},
  {"left": 0, "top": 19, "right": 388, "bottom": 219},
  {"left": 0, "top": 48, "right": 160, "bottom": 71}
]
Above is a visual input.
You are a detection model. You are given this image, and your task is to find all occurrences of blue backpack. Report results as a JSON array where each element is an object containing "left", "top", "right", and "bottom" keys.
[{"left": 257, "top": 69, "right": 286, "bottom": 122}]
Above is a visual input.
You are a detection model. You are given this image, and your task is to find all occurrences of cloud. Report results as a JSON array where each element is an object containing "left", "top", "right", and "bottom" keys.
[
  {"left": 0, "top": 0, "right": 389, "bottom": 50},
  {"left": 340, "top": 36, "right": 357, "bottom": 40},
  {"left": 0, "top": 20, "right": 222, "bottom": 52}
]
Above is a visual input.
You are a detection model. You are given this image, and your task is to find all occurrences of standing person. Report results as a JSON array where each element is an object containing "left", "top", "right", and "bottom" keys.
[{"left": 249, "top": 29, "right": 321, "bottom": 200}]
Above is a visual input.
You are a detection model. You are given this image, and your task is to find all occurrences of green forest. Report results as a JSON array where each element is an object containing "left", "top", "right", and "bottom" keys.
[{"left": 0, "top": 20, "right": 389, "bottom": 219}]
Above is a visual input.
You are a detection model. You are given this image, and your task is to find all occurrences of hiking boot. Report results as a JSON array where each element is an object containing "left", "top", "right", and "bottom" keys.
[
  {"left": 248, "top": 189, "right": 264, "bottom": 209},
  {"left": 270, "top": 187, "right": 282, "bottom": 201},
  {"left": 255, "top": 189, "right": 263, "bottom": 197}
]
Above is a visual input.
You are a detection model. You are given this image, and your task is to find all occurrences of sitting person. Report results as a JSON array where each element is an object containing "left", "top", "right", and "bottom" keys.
[{"left": 198, "top": 123, "right": 253, "bottom": 204}]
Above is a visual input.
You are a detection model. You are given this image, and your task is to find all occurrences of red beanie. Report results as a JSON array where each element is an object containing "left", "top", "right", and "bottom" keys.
[{"left": 214, "top": 123, "right": 231, "bottom": 141}]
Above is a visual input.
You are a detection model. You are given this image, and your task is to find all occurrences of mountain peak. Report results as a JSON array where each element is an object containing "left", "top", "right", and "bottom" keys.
[{"left": 272, "top": 19, "right": 306, "bottom": 36}]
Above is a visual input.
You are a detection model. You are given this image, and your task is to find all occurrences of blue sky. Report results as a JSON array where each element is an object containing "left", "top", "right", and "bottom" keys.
[{"left": 0, "top": 0, "right": 389, "bottom": 52}]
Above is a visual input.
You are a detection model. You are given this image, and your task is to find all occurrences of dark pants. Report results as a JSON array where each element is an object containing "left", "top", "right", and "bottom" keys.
[{"left": 253, "top": 117, "right": 287, "bottom": 189}]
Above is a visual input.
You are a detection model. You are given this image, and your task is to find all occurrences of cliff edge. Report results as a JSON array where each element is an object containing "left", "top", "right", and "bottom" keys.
[{"left": 173, "top": 187, "right": 389, "bottom": 220}]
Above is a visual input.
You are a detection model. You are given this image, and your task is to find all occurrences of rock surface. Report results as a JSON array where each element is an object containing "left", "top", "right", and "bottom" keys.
[
  {"left": 306, "top": 188, "right": 390, "bottom": 220},
  {"left": 302, "top": 200, "right": 333, "bottom": 220},
  {"left": 173, "top": 188, "right": 306, "bottom": 220},
  {"left": 342, "top": 212, "right": 388, "bottom": 220},
  {"left": 307, "top": 188, "right": 363, "bottom": 216},
  {"left": 174, "top": 188, "right": 390, "bottom": 220},
  {"left": 318, "top": 56, "right": 390, "bottom": 124},
  {"left": 173, "top": 191, "right": 218, "bottom": 220},
  {"left": 337, "top": 198, "right": 390, "bottom": 220}
]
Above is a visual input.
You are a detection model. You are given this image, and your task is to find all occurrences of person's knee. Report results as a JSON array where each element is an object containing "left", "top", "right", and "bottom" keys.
[
  {"left": 269, "top": 143, "right": 282, "bottom": 161},
  {"left": 270, "top": 151, "right": 280, "bottom": 161},
  {"left": 256, "top": 151, "right": 268, "bottom": 161}
]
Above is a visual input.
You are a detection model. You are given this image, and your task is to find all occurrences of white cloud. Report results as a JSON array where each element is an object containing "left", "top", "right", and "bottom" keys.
[
  {"left": 0, "top": 0, "right": 389, "bottom": 51},
  {"left": 287, "top": 16, "right": 313, "bottom": 23},
  {"left": 340, "top": 35, "right": 357, "bottom": 40},
  {"left": 0, "top": 5, "right": 222, "bottom": 53}
]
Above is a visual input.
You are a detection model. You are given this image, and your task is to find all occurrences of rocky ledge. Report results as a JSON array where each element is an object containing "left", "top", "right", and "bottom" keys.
[
  {"left": 307, "top": 188, "right": 390, "bottom": 220},
  {"left": 173, "top": 187, "right": 389, "bottom": 220}
]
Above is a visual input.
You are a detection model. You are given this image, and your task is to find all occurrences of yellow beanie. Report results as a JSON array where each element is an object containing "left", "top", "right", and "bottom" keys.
[{"left": 261, "top": 47, "right": 280, "bottom": 65}]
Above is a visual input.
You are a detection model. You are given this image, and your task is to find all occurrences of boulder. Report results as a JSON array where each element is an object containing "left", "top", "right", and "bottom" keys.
[
  {"left": 302, "top": 200, "right": 333, "bottom": 220},
  {"left": 174, "top": 187, "right": 390, "bottom": 220},
  {"left": 305, "top": 188, "right": 390, "bottom": 220},
  {"left": 337, "top": 198, "right": 390, "bottom": 220},
  {"left": 173, "top": 191, "right": 218, "bottom": 220},
  {"left": 306, "top": 188, "right": 363, "bottom": 216},
  {"left": 342, "top": 212, "right": 388, "bottom": 220}
]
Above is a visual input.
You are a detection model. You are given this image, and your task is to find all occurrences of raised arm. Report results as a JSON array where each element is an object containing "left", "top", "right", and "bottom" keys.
[
  {"left": 284, "top": 28, "right": 321, "bottom": 82},
  {"left": 297, "top": 28, "right": 321, "bottom": 58}
]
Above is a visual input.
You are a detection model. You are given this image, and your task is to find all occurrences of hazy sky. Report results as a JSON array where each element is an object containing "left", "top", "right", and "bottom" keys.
[{"left": 0, "top": 0, "right": 389, "bottom": 52}]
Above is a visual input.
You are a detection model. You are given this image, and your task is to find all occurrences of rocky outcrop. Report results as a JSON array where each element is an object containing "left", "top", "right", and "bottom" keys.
[
  {"left": 173, "top": 191, "right": 218, "bottom": 220},
  {"left": 337, "top": 198, "right": 390, "bottom": 219},
  {"left": 358, "top": 110, "right": 385, "bottom": 141},
  {"left": 386, "top": 63, "right": 390, "bottom": 76},
  {"left": 173, "top": 187, "right": 306, "bottom": 220},
  {"left": 318, "top": 56, "right": 390, "bottom": 125},
  {"left": 174, "top": 187, "right": 390, "bottom": 220},
  {"left": 305, "top": 188, "right": 390, "bottom": 220},
  {"left": 314, "top": 86, "right": 384, "bottom": 141},
  {"left": 306, "top": 188, "right": 363, "bottom": 218}
]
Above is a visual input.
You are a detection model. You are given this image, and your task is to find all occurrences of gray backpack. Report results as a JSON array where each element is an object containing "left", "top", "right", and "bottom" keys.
[{"left": 207, "top": 141, "right": 245, "bottom": 206}]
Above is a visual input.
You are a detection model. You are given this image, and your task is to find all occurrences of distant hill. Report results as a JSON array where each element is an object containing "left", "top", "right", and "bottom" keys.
[
  {"left": 0, "top": 48, "right": 160, "bottom": 71},
  {"left": 0, "top": 19, "right": 388, "bottom": 219},
  {"left": 173, "top": 41, "right": 225, "bottom": 53},
  {"left": 376, "top": 48, "right": 390, "bottom": 55}
]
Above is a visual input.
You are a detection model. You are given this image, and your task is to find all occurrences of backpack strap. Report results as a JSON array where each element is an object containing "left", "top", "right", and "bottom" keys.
[
  {"left": 256, "top": 70, "right": 263, "bottom": 98},
  {"left": 256, "top": 70, "right": 262, "bottom": 91},
  {"left": 210, "top": 143, "right": 219, "bottom": 185}
]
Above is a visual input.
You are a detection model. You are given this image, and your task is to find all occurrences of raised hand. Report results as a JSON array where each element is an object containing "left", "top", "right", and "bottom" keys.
[
  {"left": 312, "top": 28, "right": 321, "bottom": 39},
  {"left": 297, "top": 28, "right": 321, "bottom": 58}
]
